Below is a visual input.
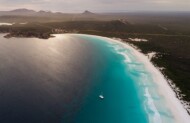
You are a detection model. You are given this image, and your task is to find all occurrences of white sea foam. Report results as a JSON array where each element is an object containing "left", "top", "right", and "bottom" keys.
[
  {"left": 144, "top": 88, "right": 162, "bottom": 123},
  {"left": 110, "top": 44, "right": 132, "bottom": 63},
  {"left": 117, "top": 51, "right": 132, "bottom": 63},
  {"left": 111, "top": 40, "right": 162, "bottom": 123},
  {"left": 107, "top": 37, "right": 190, "bottom": 123}
]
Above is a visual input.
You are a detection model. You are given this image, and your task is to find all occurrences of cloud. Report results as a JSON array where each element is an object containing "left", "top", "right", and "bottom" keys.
[{"left": 0, "top": 0, "right": 189, "bottom": 12}]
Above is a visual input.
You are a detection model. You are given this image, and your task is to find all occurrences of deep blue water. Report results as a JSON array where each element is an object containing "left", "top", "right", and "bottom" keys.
[{"left": 0, "top": 34, "right": 149, "bottom": 123}]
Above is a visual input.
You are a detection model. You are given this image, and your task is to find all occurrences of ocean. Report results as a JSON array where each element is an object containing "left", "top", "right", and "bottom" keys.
[{"left": 0, "top": 34, "right": 179, "bottom": 123}]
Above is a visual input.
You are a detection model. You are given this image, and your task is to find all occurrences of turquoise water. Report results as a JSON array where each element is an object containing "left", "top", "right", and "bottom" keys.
[{"left": 70, "top": 35, "right": 149, "bottom": 123}]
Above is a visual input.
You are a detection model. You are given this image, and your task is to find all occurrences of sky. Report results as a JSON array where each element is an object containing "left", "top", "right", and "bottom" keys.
[{"left": 0, "top": 0, "right": 190, "bottom": 12}]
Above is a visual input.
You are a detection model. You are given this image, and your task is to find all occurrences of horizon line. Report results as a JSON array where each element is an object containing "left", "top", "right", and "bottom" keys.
[{"left": 0, "top": 8, "right": 190, "bottom": 14}]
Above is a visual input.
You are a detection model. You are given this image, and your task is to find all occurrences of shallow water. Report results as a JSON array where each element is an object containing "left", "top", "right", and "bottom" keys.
[{"left": 0, "top": 34, "right": 175, "bottom": 123}]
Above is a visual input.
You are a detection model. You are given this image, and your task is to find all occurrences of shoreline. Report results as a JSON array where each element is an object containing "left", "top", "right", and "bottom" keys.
[
  {"left": 123, "top": 40, "right": 190, "bottom": 114},
  {"left": 107, "top": 37, "right": 190, "bottom": 123},
  {"left": 73, "top": 34, "right": 190, "bottom": 122},
  {"left": 111, "top": 36, "right": 190, "bottom": 114}
]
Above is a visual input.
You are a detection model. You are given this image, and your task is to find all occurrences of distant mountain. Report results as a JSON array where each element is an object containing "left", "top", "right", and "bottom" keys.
[
  {"left": 0, "top": 8, "right": 37, "bottom": 16},
  {"left": 0, "top": 8, "right": 56, "bottom": 16},
  {"left": 0, "top": 8, "right": 115, "bottom": 22},
  {"left": 10, "top": 8, "right": 36, "bottom": 13},
  {"left": 36, "top": 10, "right": 53, "bottom": 16},
  {"left": 82, "top": 10, "right": 95, "bottom": 15},
  {"left": 0, "top": 8, "right": 97, "bottom": 17}
]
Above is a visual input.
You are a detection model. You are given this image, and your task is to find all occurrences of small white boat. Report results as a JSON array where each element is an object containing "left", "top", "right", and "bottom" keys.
[{"left": 99, "top": 94, "right": 104, "bottom": 99}]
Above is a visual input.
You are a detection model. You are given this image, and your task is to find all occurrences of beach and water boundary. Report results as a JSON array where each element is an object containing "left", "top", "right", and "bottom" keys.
[{"left": 75, "top": 34, "right": 190, "bottom": 123}]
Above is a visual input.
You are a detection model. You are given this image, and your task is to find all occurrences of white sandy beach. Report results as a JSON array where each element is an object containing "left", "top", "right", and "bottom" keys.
[{"left": 108, "top": 37, "right": 190, "bottom": 123}]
